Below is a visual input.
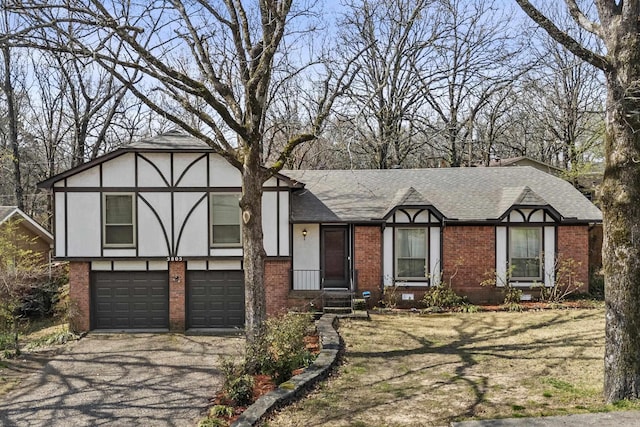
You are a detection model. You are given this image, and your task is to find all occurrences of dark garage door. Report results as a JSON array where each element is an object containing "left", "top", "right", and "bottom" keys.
[
  {"left": 187, "top": 271, "right": 244, "bottom": 329},
  {"left": 92, "top": 271, "right": 169, "bottom": 330}
]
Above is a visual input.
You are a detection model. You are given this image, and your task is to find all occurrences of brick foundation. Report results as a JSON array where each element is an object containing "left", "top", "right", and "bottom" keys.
[
  {"left": 169, "top": 261, "right": 186, "bottom": 331},
  {"left": 69, "top": 261, "right": 90, "bottom": 332},
  {"left": 265, "top": 259, "right": 291, "bottom": 316},
  {"left": 354, "top": 226, "right": 382, "bottom": 307}
]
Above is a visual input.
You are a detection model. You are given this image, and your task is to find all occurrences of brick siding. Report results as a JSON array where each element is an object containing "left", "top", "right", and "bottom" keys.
[
  {"left": 354, "top": 226, "right": 382, "bottom": 306},
  {"left": 443, "top": 226, "right": 500, "bottom": 304},
  {"left": 68, "top": 261, "right": 90, "bottom": 332},
  {"left": 557, "top": 225, "right": 590, "bottom": 291},
  {"left": 169, "top": 261, "right": 186, "bottom": 331},
  {"left": 265, "top": 258, "right": 291, "bottom": 316}
]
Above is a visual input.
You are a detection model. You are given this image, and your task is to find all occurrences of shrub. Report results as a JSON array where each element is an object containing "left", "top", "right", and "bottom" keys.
[
  {"left": 19, "top": 272, "right": 67, "bottom": 319},
  {"left": 381, "top": 284, "right": 399, "bottom": 309},
  {"left": 219, "top": 357, "right": 254, "bottom": 406},
  {"left": 226, "top": 374, "right": 254, "bottom": 406},
  {"left": 536, "top": 258, "right": 585, "bottom": 303},
  {"left": 198, "top": 417, "right": 228, "bottom": 427},
  {"left": 480, "top": 268, "right": 524, "bottom": 310},
  {"left": 209, "top": 405, "right": 234, "bottom": 418},
  {"left": 422, "top": 284, "right": 467, "bottom": 310},
  {"left": 253, "top": 312, "right": 314, "bottom": 384},
  {"left": 589, "top": 268, "right": 604, "bottom": 300}
]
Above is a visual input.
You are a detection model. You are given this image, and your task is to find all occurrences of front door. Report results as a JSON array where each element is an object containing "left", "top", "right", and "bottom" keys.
[{"left": 322, "top": 226, "right": 349, "bottom": 288}]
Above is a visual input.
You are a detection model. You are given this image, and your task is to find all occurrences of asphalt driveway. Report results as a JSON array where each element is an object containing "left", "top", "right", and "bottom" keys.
[{"left": 0, "top": 333, "right": 244, "bottom": 426}]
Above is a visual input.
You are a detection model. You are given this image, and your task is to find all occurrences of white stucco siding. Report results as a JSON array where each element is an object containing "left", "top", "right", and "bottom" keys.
[
  {"left": 112, "top": 261, "right": 148, "bottom": 271},
  {"left": 137, "top": 153, "right": 171, "bottom": 187},
  {"left": 544, "top": 226, "right": 555, "bottom": 287},
  {"left": 264, "top": 177, "right": 278, "bottom": 187},
  {"left": 383, "top": 227, "right": 393, "bottom": 286},
  {"left": 148, "top": 260, "right": 169, "bottom": 270},
  {"left": 138, "top": 192, "right": 172, "bottom": 257},
  {"left": 279, "top": 191, "right": 290, "bottom": 256},
  {"left": 55, "top": 192, "right": 66, "bottom": 257},
  {"left": 414, "top": 210, "right": 430, "bottom": 223},
  {"left": 207, "top": 260, "right": 242, "bottom": 270},
  {"left": 209, "top": 155, "right": 241, "bottom": 187},
  {"left": 393, "top": 210, "right": 412, "bottom": 223},
  {"left": 262, "top": 192, "right": 278, "bottom": 256},
  {"left": 102, "top": 153, "right": 135, "bottom": 187},
  {"left": 91, "top": 261, "right": 112, "bottom": 270},
  {"left": 66, "top": 166, "right": 100, "bottom": 187},
  {"left": 174, "top": 153, "right": 207, "bottom": 187},
  {"left": 103, "top": 249, "right": 136, "bottom": 257},
  {"left": 66, "top": 192, "right": 101, "bottom": 257},
  {"left": 292, "top": 224, "right": 320, "bottom": 290},
  {"left": 496, "top": 226, "right": 508, "bottom": 286},
  {"left": 174, "top": 192, "right": 209, "bottom": 257},
  {"left": 529, "top": 210, "right": 544, "bottom": 222},
  {"left": 210, "top": 248, "right": 243, "bottom": 257},
  {"left": 429, "top": 227, "right": 441, "bottom": 286}
]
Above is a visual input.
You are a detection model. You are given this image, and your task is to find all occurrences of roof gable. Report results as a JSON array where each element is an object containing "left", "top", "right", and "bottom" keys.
[
  {"left": 38, "top": 131, "right": 302, "bottom": 189},
  {"left": 0, "top": 207, "right": 53, "bottom": 244}
]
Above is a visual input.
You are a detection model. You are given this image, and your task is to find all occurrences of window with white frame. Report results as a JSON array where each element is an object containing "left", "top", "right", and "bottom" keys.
[
  {"left": 211, "top": 193, "right": 241, "bottom": 246},
  {"left": 395, "top": 228, "right": 427, "bottom": 279},
  {"left": 509, "top": 227, "right": 542, "bottom": 280},
  {"left": 104, "top": 193, "right": 135, "bottom": 247}
]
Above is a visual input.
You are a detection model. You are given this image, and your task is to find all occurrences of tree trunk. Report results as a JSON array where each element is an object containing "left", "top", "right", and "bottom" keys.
[
  {"left": 2, "top": 46, "right": 24, "bottom": 210},
  {"left": 602, "top": 35, "right": 640, "bottom": 402},
  {"left": 240, "top": 147, "right": 268, "bottom": 372}
]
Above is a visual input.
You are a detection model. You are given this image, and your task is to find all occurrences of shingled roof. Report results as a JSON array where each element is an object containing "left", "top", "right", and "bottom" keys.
[{"left": 282, "top": 168, "right": 602, "bottom": 223}]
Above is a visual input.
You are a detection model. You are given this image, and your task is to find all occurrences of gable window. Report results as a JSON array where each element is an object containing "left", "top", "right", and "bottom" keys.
[
  {"left": 395, "top": 228, "right": 427, "bottom": 279},
  {"left": 104, "top": 194, "right": 135, "bottom": 247},
  {"left": 509, "top": 227, "right": 542, "bottom": 280},
  {"left": 211, "top": 193, "right": 241, "bottom": 246}
]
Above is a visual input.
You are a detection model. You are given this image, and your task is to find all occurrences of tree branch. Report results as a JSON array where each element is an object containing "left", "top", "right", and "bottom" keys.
[{"left": 514, "top": 0, "right": 609, "bottom": 71}]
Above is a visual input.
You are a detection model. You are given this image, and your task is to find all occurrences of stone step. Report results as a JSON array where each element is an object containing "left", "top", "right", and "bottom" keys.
[{"left": 323, "top": 306, "right": 353, "bottom": 314}]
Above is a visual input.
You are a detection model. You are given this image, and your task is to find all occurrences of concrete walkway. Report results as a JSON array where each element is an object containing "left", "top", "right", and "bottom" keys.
[
  {"left": 452, "top": 410, "right": 640, "bottom": 427},
  {"left": 0, "top": 333, "right": 243, "bottom": 426}
]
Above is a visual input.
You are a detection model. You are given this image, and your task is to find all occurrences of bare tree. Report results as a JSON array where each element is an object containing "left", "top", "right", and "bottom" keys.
[
  {"left": 415, "top": 0, "right": 528, "bottom": 167},
  {"left": 515, "top": 0, "right": 640, "bottom": 403},
  {"left": 0, "top": 5, "right": 24, "bottom": 209},
  {"left": 336, "top": 0, "right": 441, "bottom": 169},
  {"left": 8, "top": 0, "right": 355, "bottom": 359}
]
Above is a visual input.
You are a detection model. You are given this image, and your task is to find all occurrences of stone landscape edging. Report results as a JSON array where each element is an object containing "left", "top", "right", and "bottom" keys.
[{"left": 231, "top": 314, "right": 343, "bottom": 427}]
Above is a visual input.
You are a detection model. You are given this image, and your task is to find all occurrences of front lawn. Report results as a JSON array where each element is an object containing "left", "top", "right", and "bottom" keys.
[{"left": 268, "top": 308, "right": 640, "bottom": 426}]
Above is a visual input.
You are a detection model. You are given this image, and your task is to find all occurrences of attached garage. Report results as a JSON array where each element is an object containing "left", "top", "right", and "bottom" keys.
[
  {"left": 92, "top": 271, "right": 169, "bottom": 330},
  {"left": 187, "top": 271, "right": 245, "bottom": 329}
]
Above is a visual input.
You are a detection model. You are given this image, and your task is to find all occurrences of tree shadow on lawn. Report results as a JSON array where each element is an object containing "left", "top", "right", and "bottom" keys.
[{"left": 314, "top": 311, "right": 602, "bottom": 426}]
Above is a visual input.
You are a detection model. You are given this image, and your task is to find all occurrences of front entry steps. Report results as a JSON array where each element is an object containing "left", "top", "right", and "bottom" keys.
[{"left": 322, "top": 290, "right": 354, "bottom": 314}]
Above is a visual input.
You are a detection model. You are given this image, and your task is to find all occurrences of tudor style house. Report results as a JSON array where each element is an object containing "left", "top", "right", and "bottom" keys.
[{"left": 39, "top": 131, "right": 602, "bottom": 332}]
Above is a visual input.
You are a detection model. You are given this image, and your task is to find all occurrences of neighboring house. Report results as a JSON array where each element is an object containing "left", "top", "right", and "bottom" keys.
[
  {"left": 38, "top": 131, "right": 602, "bottom": 332},
  {"left": 0, "top": 206, "right": 53, "bottom": 264},
  {"left": 487, "top": 156, "right": 565, "bottom": 177}
]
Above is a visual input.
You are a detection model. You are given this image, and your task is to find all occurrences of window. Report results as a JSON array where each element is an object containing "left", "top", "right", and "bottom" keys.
[
  {"left": 104, "top": 194, "right": 135, "bottom": 247},
  {"left": 509, "top": 227, "right": 542, "bottom": 280},
  {"left": 211, "top": 193, "right": 241, "bottom": 246},
  {"left": 395, "top": 228, "right": 427, "bottom": 279}
]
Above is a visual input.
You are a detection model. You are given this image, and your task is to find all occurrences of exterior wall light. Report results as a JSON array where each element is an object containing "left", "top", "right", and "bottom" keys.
[{"left": 302, "top": 229, "right": 308, "bottom": 240}]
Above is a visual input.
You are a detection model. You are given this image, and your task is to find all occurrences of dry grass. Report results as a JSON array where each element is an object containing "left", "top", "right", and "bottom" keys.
[{"left": 267, "top": 308, "right": 640, "bottom": 427}]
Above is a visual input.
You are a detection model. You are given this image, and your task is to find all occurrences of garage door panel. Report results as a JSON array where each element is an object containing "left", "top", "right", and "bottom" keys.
[
  {"left": 187, "top": 271, "right": 245, "bottom": 329},
  {"left": 92, "top": 271, "right": 169, "bottom": 330}
]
